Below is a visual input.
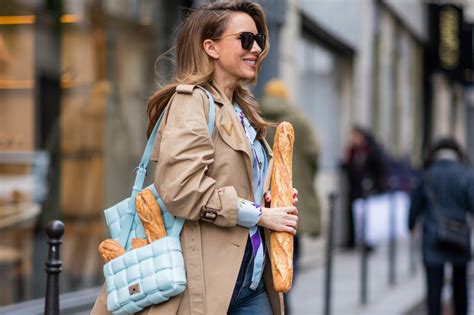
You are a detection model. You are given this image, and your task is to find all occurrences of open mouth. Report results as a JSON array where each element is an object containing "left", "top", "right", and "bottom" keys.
[{"left": 243, "top": 59, "right": 256, "bottom": 66}]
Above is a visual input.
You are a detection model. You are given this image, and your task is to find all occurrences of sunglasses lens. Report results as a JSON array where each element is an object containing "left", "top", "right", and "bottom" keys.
[
  {"left": 239, "top": 32, "right": 265, "bottom": 50},
  {"left": 240, "top": 33, "right": 254, "bottom": 50},
  {"left": 255, "top": 34, "right": 265, "bottom": 49}
]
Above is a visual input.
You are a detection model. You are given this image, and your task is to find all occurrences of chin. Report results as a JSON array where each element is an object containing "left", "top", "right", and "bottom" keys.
[{"left": 240, "top": 71, "right": 256, "bottom": 81}]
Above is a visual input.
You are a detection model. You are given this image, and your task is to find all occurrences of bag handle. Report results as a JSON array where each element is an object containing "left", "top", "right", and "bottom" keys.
[{"left": 117, "top": 86, "right": 216, "bottom": 246}]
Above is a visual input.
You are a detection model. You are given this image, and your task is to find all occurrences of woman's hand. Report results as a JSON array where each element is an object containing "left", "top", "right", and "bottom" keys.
[{"left": 258, "top": 206, "right": 298, "bottom": 235}]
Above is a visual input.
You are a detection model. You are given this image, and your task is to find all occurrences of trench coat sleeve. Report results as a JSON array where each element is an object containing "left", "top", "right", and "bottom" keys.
[{"left": 154, "top": 89, "right": 238, "bottom": 227}]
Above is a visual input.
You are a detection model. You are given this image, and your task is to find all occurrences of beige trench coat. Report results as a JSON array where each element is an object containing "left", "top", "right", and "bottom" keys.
[{"left": 91, "top": 83, "right": 284, "bottom": 314}]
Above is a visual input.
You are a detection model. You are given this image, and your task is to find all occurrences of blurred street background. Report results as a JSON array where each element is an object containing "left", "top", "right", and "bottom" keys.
[{"left": 0, "top": 0, "right": 473, "bottom": 314}]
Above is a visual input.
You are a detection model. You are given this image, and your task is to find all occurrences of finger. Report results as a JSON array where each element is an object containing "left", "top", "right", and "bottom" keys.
[
  {"left": 283, "top": 225, "right": 296, "bottom": 235},
  {"left": 286, "top": 214, "right": 298, "bottom": 222},
  {"left": 284, "top": 219, "right": 297, "bottom": 228},
  {"left": 286, "top": 206, "right": 298, "bottom": 215},
  {"left": 292, "top": 197, "right": 299, "bottom": 205},
  {"left": 292, "top": 188, "right": 298, "bottom": 197}
]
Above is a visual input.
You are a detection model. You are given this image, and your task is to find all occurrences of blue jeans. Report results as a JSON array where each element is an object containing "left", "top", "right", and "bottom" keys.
[{"left": 228, "top": 238, "right": 272, "bottom": 314}]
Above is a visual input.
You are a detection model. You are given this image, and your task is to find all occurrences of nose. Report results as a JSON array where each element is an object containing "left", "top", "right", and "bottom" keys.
[{"left": 250, "top": 39, "right": 262, "bottom": 54}]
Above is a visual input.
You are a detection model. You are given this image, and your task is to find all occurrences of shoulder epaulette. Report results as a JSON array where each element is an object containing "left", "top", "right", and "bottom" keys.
[{"left": 176, "top": 84, "right": 196, "bottom": 94}]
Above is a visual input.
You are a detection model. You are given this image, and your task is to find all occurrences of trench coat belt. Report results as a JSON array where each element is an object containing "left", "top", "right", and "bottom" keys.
[{"left": 185, "top": 221, "right": 206, "bottom": 315}]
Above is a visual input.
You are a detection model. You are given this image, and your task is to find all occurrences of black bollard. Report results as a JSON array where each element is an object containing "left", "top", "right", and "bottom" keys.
[
  {"left": 45, "top": 220, "right": 64, "bottom": 315},
  {"left": 360, "top": 178, "right": 373, "bottom": 305},
  {"left": 409, "top": 235, "right": 417, "bottom": 275},
  {"left": 388, "top": 177, "right": 398, "bottom": 286},
  {"left": 408, "top": 176, "right": 418, "bottom": 276},
  {"left": 323, "top": 193, "right": 337, "bottom": 315}
]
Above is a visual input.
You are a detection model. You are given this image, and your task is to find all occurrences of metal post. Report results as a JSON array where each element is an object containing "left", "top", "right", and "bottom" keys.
[
  {"left": 44, "top": 220, "right": 64, "bottom": 315},
  {"left": 408, "top": 177, "right": 418, "bottom": 276},
  {"left": 409, "top": 234, "right": 418, "bottom": 275},
  {"left": 323, "top": 193, "right": 337, "bottom": 315},
  {"left": 360, "top": 179, "right": 372, "bottom": 305},
  {"left": 388, "top": 177, "right": 397, "bottom": 286}
]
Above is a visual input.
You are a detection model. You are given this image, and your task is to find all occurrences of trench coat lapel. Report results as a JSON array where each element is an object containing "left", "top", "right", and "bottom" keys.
[{"left": 206, "top": 84, "right": 254, "bottom": 193}]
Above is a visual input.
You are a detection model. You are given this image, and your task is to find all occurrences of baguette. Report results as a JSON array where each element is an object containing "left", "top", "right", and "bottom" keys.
[
  {"left": 131, "top": 238, "right": 149, "bottom": 249},
  {"left": 270, "top": 122, "right": 295, "bottom": 293},
  {"left": 98, "top": 239, "right": 126, "bottom": 262},
  {"left": 135, "top": 188, "right": 167, "bottom": 242}
]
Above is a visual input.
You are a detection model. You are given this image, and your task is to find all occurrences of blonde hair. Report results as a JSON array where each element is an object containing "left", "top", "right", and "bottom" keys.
[{"left": 147, "top": 1, "right": 270, "bottom": 139}]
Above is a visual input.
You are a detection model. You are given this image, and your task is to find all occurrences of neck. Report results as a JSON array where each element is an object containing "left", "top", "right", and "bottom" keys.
[
  {"left": 435, "top": 149, "right": 459, "bottom": 161},
  {"left": 214, "top": 71, "right": 237, "bottom": 102}
]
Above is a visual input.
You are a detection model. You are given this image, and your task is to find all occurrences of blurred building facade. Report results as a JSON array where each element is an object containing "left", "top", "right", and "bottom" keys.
[
  {"left": 272, "top": 0, "right": 427, "bottom": 245},
  {"left": 426, "top": 3, "right": 474, "bottom": 159},
  {"left": 265, "top": 0, "right": 473, "bottom": 245},
  {"left": 0, "top": 0, "right": 192, "bottom": 306},
  {"left": 0, "top": 0, "right": 472, "bottom": 311}
]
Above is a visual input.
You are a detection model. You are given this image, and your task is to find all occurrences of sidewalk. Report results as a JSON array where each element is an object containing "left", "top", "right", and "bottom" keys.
[{"left": 288, "top": 235, "right": 425, "bottom": 315}]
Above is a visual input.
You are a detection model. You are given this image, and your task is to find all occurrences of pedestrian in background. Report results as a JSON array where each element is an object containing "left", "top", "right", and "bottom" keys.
[
  {"left": 260, "top": 79, "right": 322, "bottom": 314},
  {"left": 409, "top": 137, "right": 473, "bottom": 315},
  {"left": 91, "top": 2, "right": 298, "bottom": 314},
  {"left": 341, "top": 126, "right": 388, "bottom": 249}
]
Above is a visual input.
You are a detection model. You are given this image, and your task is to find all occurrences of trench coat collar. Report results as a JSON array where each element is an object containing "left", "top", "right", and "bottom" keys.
[
  {"left": 204, "top": 81, "right": 273, "bottom": 157},
  {"left": 203, "top": 81, "right": 227, "bottom": 106}
]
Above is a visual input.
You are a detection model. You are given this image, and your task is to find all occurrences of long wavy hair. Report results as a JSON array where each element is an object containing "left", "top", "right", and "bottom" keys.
[{"left": 146, "top": 1, "right": 270, "bottom": 139}]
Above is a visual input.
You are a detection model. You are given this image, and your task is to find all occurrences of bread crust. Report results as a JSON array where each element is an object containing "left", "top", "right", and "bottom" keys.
[
  {"left": 135, "top": 188, "right": 167, "bottom": 242},
  {"left": 98, "top": 239, "right": 126, "bottom": 262},
  {"left": 131, "top": 238, "right": 149, "bottom": 249},
  {"left": 270, "top": 122, "right": 295, "bottom": 293}
]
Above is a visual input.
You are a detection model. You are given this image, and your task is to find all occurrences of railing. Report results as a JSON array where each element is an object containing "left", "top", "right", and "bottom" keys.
[
  {"left": 322, "top": 177, "right": 418, "bottom": 315},
  {"left": 323, "top": 193, "right": 337, "bottom": 315}
]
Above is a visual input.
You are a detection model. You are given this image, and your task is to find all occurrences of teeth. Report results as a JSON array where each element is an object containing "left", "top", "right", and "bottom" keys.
[{"left": 244, "top": 60, "right": 256, "bottom": 65}]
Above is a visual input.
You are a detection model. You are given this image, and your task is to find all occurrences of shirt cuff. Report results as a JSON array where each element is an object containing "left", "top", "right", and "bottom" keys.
[{"left": 236, "top": 198, "right": 262, "bottom": 228}]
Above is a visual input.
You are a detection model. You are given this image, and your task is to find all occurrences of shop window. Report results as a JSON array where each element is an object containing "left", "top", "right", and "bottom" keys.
[{"left": 0, "top": 0, "right": 182, "bottom": 306}]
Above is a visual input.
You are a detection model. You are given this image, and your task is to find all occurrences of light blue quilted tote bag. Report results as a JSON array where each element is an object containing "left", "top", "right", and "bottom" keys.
[{"left": 102, "top": 87, "right": 215, "bottom": 314}]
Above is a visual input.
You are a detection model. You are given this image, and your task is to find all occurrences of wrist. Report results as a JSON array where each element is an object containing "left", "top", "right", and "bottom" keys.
[{"left": 258, "top": 207, "right": 267, "bottom": 227}]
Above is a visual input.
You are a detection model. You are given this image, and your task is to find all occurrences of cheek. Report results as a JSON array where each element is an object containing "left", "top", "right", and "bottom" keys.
[
  {"left": 219, "top": 43, "right": 244, "bottom": 64},
  {"left": 220, "top": 52, "right": 243, "bottom": 70}
]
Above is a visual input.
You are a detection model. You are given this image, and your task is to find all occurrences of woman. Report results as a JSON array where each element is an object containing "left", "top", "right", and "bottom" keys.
[
  {"left": 342, "top": 126, "right": 388, "bottom": 249},
  {"left": 92, "top": 2, "right": 298, "bottom": 314},
  {"left": 409, "top": 138, "right": 473, "bottom": 315}
]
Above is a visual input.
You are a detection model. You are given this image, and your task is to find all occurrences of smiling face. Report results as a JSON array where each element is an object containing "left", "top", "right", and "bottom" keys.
[{"left": 209, "top": 12, "right": 263, "bottom": 85}]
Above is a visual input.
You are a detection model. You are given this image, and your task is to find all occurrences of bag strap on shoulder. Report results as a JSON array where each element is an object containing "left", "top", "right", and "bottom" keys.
[
  {"left": 423, "top": 174, "right": 461, "bottom": 225},
  {"left": 176, "top": 84, "right": 216, "bottom": 133},
  {"left": 117, "top": 85, "right": 215, "bottom": 246},
  {"left": 423, "top": 175, "right": 444, "bottom": 222}
]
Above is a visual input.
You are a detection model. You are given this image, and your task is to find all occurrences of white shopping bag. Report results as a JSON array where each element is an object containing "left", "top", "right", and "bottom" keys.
[{"left": 353, "top": 191, "right": 410, "bottom": 246}]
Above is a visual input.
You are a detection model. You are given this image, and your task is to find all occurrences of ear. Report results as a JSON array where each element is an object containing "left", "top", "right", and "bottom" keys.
[{"left": 203, "top": 39, "right": 219, "bottom": 60}]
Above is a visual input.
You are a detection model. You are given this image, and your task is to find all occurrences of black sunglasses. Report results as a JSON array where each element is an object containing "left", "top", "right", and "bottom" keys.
[{"left": 213, "top": 32, "right": 266, "bottom": 50}]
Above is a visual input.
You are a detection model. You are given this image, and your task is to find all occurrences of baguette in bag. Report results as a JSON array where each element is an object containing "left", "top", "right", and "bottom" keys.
[{"left": 98, "top": 188, "right": 167, "bottom": 261}]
